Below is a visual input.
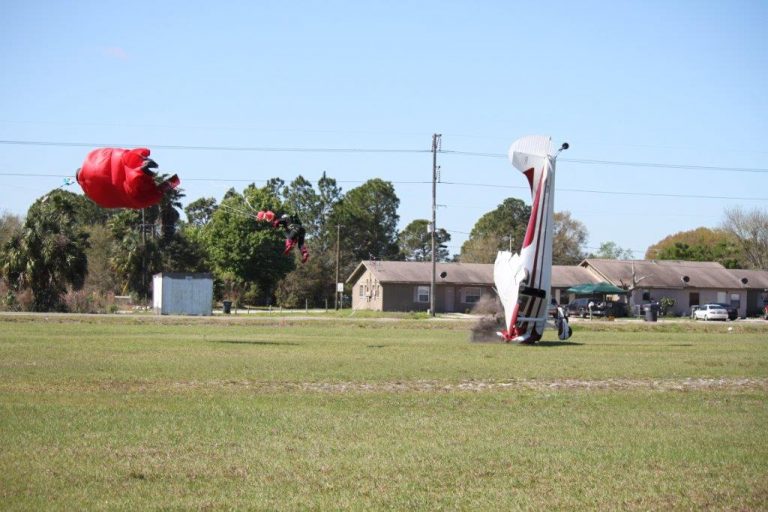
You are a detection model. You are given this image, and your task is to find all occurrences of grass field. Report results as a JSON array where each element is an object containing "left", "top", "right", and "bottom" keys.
[{"left": 1, "top": 314, "right": 767, "bottom": 511}]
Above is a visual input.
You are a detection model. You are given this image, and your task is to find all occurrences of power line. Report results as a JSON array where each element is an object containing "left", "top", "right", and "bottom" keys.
[
  {"left": 441, "top": 150, "right": 768, "bottom": 173},
  {"left": 1, "top": 139, "right": 767, "bottom": 173},
  {"left": 439, "top": 181, "right": 767, "bottom": 201},
  {"left": 0, "top": 139, "right": 429, "bottom": 154},
  {"left": 0, "top": 172, "right": 432, "bottom": 186},
  {"left": 564, "top": 158, "right": 768, "bottom": 174}
]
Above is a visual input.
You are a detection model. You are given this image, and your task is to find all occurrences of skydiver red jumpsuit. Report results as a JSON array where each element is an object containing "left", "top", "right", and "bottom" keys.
[{"left": 256, "top": 211, "right": 309, "bottom": 263}]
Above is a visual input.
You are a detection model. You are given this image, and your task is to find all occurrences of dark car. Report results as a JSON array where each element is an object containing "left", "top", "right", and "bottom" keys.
[
  {"left": 567, "top": 298, "right": 612, "bottom": 318},
  {"left": 566, "top": 298, "right": 592, "bottom": 318},
  {"left": 567, "top": 298, "right": 628, "bottom": 318},
  {"left": 714, "top": 303, "right": 738, "bottom": 321}
]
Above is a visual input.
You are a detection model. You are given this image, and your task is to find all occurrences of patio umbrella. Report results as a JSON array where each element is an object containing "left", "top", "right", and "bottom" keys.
[{"left": 566, "top": 282, "right": 627, "bottom": 295}]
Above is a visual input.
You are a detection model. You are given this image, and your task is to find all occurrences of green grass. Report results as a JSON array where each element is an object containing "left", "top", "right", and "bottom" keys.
[{"left": 1, "top": 314, "right": 767, "bottom": 510}]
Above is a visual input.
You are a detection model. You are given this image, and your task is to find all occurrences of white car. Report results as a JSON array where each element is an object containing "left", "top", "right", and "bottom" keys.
[{"left": 693, "top": 304, "right": 729, "bottom": 321}]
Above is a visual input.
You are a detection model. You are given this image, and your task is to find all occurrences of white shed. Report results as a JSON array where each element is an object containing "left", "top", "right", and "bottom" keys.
[{"left": 152, "top": 272, "right": 213, "bottom": 316}]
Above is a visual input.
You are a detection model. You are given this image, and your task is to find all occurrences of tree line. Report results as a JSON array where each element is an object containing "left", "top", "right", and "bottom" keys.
[{"left": 1, "top": 173, "right": 766, "bottom": 312}]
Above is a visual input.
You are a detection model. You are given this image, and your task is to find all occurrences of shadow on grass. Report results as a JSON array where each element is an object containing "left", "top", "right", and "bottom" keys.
[
  {"left": 208, "top": 339, "right": 301, "bottom": 346},
  {"left": 589, "top": 343, "right": 694, "bottom": 347},
  {"left": 470, "top": 337, "right": 584, "bottom": 347},
  {"left": 534, "top": 341, "right": 585, "bottom": 347}
]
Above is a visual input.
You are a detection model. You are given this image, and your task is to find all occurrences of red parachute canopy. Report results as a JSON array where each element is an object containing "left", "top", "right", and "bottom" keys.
[{"left": 76, "top": 147, "right": 179, "bottom": 209}]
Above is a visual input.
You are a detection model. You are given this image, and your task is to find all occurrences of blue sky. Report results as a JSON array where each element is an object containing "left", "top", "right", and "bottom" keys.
[{"left": 1, "top": 0, "right": 766, "bottom": 258}]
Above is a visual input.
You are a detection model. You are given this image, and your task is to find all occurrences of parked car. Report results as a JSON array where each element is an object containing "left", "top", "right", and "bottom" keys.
[
  {"left": 567, "top": 298, "right": 593, "bottom": 318},
  {"left": 566, "top": 298, "right": 625, "bottom": 318},
  {"left": 693, "top": 304, "right": 729, "bottom": 321},
  {"left": 714, "top": 303, "right": 738, "bottom": 321}
]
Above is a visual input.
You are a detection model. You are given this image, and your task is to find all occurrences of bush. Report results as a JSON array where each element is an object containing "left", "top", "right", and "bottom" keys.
[
  {"left": 659, "top": 297, "right": 676, "bottom": 316},
  {"left": 62, "top": 289, "right": 117, "bottom": 314},
  {"left": 14, "top": 288, "right": 35, "bottom": 312}
]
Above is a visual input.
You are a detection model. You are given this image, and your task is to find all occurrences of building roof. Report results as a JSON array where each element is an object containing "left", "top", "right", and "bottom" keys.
[
  {"left": 551, "top": 265, "right": 599, "bottom": 288},
  {"left": 346, "top": 259, "right": 768, "bottom": 290},
  {"left": 581, "top": 259, "right": 753, "bottom": 290},
  {"left": 348, "top": 261, "right": 601, "bottom": 288},
  {"left": 726, "top": 268, "right": 768, "bottom": 289},
  {"left": 347, "top": 261, "right": 494, "bottom": 285}
]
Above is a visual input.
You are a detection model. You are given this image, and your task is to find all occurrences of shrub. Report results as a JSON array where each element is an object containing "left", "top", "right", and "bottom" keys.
[{"left": 659, "top": 297, "right": 676, "bottom": 316}]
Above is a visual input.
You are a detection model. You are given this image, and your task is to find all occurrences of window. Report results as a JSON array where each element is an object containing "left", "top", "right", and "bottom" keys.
[
  {"left": 416, "top": 286, "right": 430, "bottom": 303},
  {"left": 462, "top": 287, "right": 482, "bottom": 304},
  {"left": 359, "top": 285, "right": 364, "bottom": 297},
  {"left": 689, "top": 292, "right": 699, "bottom": 307}
]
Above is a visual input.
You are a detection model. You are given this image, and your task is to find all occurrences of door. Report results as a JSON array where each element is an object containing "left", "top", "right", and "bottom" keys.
[{"left": 445, "top": 287, "right": 455, "bottom": 313}]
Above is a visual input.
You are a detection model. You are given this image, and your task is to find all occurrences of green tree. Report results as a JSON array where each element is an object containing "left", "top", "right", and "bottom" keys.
[
  {"left": 184, "top": 197, "right": 218, "bottom": 227},
  {"left": 398, "top": 219, "right": 451, "bottom": 262},
  {"left": 721, "top": 207, "right": 768, "bottom": 270},
  {"left": 281, "top": 175, "right": 323, "bottom": 241},
  {"left": 590, "top": 241, "right": 634, "bottom": 260},
  {"left": 200, "top": 187, "right": 294, "bottom": 304},
  {"left": 108, "top": 210, "right": 159, "bottom": 298},
  {"left": 460, "top": 198, "right": 530, "bottom": 263},
  {"left": 278, "top": 173, "right": 345, "bottom": 306},
  {"left": 0, "top": 211, "right": 23, "bottom": 247},
  {"left": 264, "top": 177, "right": 285, "bottom": 199},
  {"left": 553, "top": 211, "right": 588, "bottom": 265},
  {"left": 645, "top": 227, "right": 744, "bottom": 268},
  {"left": 274, "top": 256, "right": 328, "bottom": 308},
  {"left": 83, "top": 224, "right": 118, "bottom": 294},
  {"left": 315, "top": 172, "right": 344, "bottom": 253},
  {"left": 108, "top": 184, "right": 198, "bottom": 299},
  {"left": 1, "top": 190, "right": 89, "bottom": 311},
  {"left": 331, "top": 178, "right": 401, "bottom": 270}
]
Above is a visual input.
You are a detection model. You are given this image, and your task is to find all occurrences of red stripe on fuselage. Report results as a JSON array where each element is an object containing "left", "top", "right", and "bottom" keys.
[
  {"left": 522, "top": 170, "right": 542, "bottom": 248},
  {"left": 523, "top": 167, "right": 535, "bottom": 193},
  {"left": 522, "top": 165, "right": 548, "bottom": 334}
]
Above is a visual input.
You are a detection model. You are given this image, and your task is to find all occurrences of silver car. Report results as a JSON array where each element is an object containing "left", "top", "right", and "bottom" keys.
[{"left": 693, "top": 304, "right": 729, "bottom": 321}]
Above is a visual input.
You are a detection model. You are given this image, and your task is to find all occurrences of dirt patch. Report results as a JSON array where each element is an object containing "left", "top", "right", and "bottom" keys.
[
  {"left": 8, "top": 377, "right": 766, "bottom": 395},
  {"left": 291, "top": 377, "right": 768, "bottom": 393}
]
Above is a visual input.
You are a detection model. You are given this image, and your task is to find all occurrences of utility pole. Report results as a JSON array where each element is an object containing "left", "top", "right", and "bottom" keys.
[
  {"left": 335, "top": 224, "right": 341, "bottom": 310},
  {"left": 141, "top": 208, "right": 147, "bottom": 299},
  {"left": 430, "top": 133, "right": 441, "bottom": 317}
]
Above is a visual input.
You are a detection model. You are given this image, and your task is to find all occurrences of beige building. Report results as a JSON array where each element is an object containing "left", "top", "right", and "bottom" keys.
[
  {"left": 347, "top": 259, "right": 768, "bottom": 317},
  {"left": 581, "top": 259, "right": 768, "bottom": 317},
  {"left": 347, "top": 261, "right": 495, "bottom": 313},
  {"left": 347, "top": 260, "right": 600, "bottom": 313}
]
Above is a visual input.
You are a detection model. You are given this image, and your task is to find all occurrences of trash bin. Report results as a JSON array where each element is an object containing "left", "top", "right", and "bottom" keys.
[
  {"left": 644, "top": 304, "right": 658, "bottom": 322},
  {"left": 222, "top": 300, "right": 232, "bottom": 314}
]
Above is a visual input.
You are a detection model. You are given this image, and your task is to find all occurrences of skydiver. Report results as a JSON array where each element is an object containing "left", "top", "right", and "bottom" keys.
[{"left": 256, "top": 210, "right": 309, "bottom": 263}]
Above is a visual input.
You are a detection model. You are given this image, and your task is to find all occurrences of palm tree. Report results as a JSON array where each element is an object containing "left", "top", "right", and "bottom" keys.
[{"left": 1, "top": 191, "right": 89, "bottom": 311}]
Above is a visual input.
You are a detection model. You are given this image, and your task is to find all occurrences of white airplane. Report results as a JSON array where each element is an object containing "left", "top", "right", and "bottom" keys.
[{"left": 494, "top": 135, "right": 571, "bottom": 343}]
